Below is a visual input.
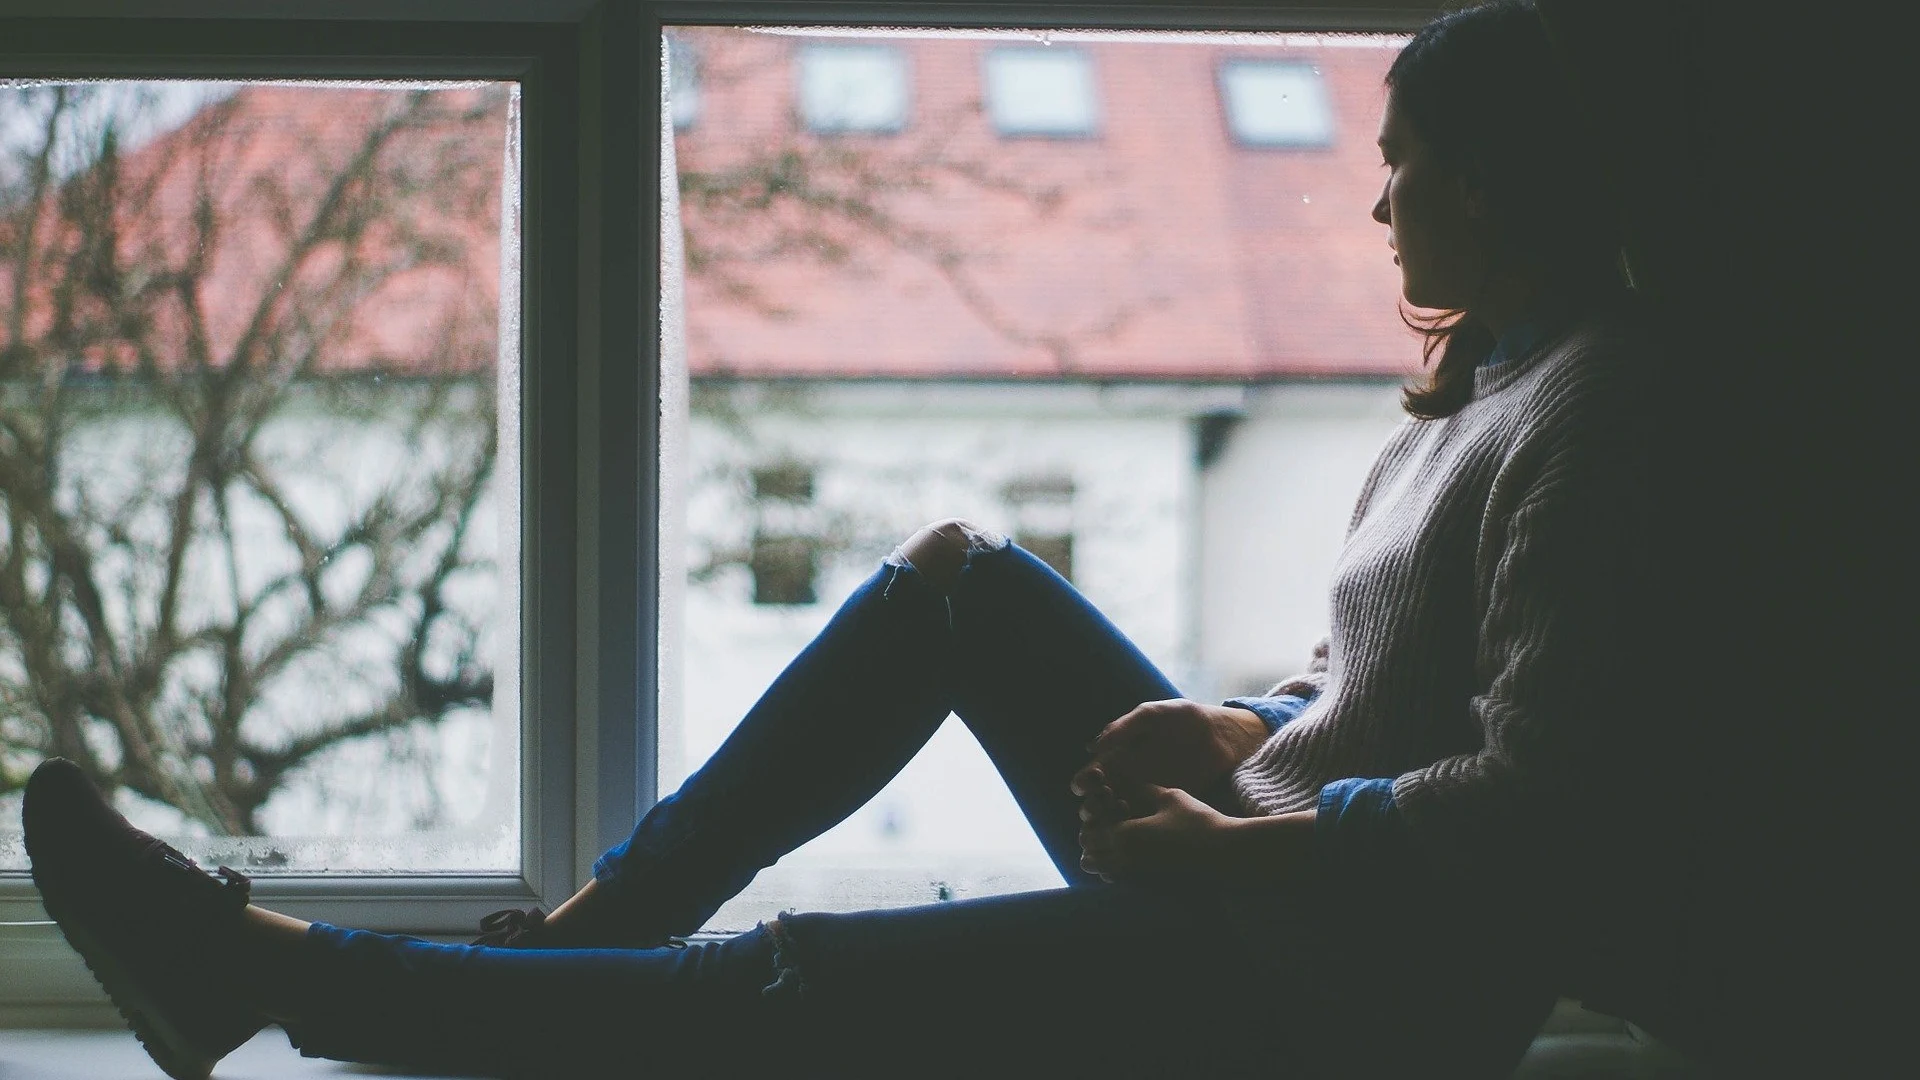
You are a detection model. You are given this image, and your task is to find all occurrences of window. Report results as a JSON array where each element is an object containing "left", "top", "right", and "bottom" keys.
[
  {"left": 1219, "top": 58, "right": 1336, "bottom": 148},
  {"left": 663, "top": 26, "right": 1414, "bottom": 931},
  {"left": 668, "top": 34, "right": 700, "bottom": 130},
  {"left": 799, "top": 42, "right": 911, "bottom": 133},
  {"left": 1003, "top": 475, "right": 1077, "bottom": 581},
  {"left": 0, "top": 6, "right": 1435, "bottom": 1017},
  {"left": 749, "top": 463, "right": 819, "bottom": 605},
  {"left": 0, "top": 19, "right": 599, "bottom": 1013},
  {"left": 985, "top": 46, "right": 1099, "bottom": 137},
  {"left": 0, "top": 78, "right": 520, "bottom": 876}
]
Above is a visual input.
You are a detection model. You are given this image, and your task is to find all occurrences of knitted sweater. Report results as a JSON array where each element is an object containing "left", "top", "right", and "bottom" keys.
[{"left": 1230, "top": 314, "right": 1648, "bottom": 877}]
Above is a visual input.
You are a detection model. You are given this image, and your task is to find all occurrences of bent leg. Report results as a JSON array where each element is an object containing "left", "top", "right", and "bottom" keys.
[
  {"left": 938, "top": 537, "right": 1183, "bottom": 883},
  {"left": 593, "top": 520, "right": 1183, "bottom": 937}
]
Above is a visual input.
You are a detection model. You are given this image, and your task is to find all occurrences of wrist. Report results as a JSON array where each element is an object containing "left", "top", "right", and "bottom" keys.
[{"left": 1220, "top": 707, "right": 1268, "bottom": 754}]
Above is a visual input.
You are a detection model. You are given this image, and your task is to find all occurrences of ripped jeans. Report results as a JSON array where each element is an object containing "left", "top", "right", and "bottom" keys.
[{"left": 279, "top": 539, "right": 1551, "bottom": 1077}]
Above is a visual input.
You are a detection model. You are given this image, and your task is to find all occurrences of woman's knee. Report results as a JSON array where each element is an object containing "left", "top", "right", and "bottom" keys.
[{"left": 891, "top": 518, "right": 1007, "bottom": 595}]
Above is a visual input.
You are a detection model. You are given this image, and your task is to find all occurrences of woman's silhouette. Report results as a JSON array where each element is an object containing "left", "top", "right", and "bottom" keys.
[{"left": 23, "top": 2, "right": 1656, "bottom": 1076}]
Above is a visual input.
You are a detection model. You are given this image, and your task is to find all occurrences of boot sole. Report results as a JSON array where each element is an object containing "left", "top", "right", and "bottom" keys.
[{"left": 34, "top": 880, "right": 223, "bottom": 1080}]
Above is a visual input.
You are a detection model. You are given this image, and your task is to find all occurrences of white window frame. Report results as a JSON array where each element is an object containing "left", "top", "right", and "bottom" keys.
[{"left": 0, "top": 0, "right": 1434, "bottom": 1025}]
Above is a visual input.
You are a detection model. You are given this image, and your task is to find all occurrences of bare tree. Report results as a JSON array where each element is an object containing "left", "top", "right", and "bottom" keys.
[
  {"left": 0, "top": 83, "right": 505, "bottom": 835},
  {"left": 669, "top": 30, "right": 1153, "bottom": 587}
]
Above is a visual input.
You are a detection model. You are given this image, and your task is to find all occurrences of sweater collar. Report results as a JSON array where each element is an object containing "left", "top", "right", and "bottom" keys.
[{"left": 1472, "top": 309, "right": 1574, "bottom": 399}]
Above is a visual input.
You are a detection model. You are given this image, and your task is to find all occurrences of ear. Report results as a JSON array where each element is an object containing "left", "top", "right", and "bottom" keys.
[
  {"left": 1456, "top": 161, "right": 1491, "bottom": 221},
  {"left": 1459, "top": 172, "right": 1489, "bottom": 221}
]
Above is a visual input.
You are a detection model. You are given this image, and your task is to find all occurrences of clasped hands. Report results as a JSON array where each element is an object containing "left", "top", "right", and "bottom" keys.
[{"left": 1069, "top": 698, "right": 1271, "bottom": 883}]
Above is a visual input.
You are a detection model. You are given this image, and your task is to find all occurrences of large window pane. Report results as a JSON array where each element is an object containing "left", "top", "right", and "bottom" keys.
[
  {"left": 0, "top": 80, "right": 520, "bottom": 874},
  {"left": 661, "top": 29, "right": 1412, "bottom": 930}
]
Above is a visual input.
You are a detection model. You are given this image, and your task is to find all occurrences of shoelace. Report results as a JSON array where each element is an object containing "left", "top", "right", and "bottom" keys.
[
  {"left": 151, "top": 842, "right": 253, "bottom": 907},
  {"left": 472, "top": 906, "right": 688, "bottom": 949},
  {"left": 475, "top": 906, "right": 548, "bottom": 946}
]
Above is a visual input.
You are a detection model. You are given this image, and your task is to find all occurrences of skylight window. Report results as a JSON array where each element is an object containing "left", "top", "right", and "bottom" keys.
[
  {"left": 1219, "top": 59, "right": 1335, "bottom": 148},
  {"left": 985, "top": 47, "right": 1099, "bottom": 137},
  {"left": 799, "top": 42, "right": 910, "bottom": 134}
]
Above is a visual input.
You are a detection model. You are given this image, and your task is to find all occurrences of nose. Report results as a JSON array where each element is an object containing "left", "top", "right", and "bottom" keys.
[{"left": 1371, "top": 177, "right": 1390, "bottom": 227}]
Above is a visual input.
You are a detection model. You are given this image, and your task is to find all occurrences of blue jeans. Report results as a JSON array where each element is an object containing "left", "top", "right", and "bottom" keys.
[{"left": 281, "top": 542, "right": 1552, "bottom": 1077}]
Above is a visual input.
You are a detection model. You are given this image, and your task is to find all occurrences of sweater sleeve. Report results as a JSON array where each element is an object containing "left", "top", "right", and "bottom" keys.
[{"left": 1390, "top": 368, "right": 1641, "bottom": 874}]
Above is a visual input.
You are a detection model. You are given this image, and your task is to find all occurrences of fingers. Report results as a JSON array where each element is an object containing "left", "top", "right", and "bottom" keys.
[
  {"left": 1069, "top": 761, "right": 1104, "bottom": 798},
  {"left": 1078, "top": 820, "right": 1119, "bottom": 877},
  {"left": 1077, "top": 785, "right": 1127, "bottom": 824}
]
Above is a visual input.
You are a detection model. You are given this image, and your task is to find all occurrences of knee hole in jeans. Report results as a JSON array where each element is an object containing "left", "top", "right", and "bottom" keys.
[{"left": 885, "top": 518, "right": 1009, "bottom": 595}]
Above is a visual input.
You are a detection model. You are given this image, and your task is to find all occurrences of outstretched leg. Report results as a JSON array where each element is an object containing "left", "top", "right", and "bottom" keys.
[{"left": 538, "top": 519, "right": 1183, "bottom": 947}]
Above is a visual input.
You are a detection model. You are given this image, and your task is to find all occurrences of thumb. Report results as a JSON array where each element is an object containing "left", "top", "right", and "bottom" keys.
[{"left": 1128, "top": 782, "right": 1175, "bottom": 810}]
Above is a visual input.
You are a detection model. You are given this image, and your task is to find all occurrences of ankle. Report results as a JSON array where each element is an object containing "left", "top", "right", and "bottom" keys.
[{"left": 232, "top": 906, "right": 314, "bottom": 1023}]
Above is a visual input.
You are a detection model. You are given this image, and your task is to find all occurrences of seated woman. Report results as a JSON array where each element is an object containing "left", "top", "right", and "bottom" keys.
[{"left": 21, "top": 2, "right": 1657, "bottom": 1077}]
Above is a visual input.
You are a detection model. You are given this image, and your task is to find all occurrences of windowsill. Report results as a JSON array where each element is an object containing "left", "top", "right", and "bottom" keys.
[{"left": 0, "top": 1028, "right": 480, "bottom": 1079}]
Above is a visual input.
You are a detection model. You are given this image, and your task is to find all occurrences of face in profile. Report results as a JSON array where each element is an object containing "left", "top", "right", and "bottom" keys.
[{"left": 1371, "top": 96, "right": 1485, "bottom": 312}]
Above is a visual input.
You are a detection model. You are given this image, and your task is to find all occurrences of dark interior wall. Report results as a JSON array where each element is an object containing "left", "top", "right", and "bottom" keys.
[{"left": 1544, "top": 1, "right": 1896, "bottom": 1072}]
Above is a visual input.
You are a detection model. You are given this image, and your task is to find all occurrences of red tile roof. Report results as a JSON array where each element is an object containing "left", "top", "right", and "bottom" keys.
[
  {"left": 674, "top": 30, "right": 1421, "bottom": 380},
  {"left": 2, "top": 84, "right": 506, "bottom": 378}
]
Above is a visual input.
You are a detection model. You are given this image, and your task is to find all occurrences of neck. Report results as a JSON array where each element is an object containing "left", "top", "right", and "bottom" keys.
[{"left": 1468, "top": 275, "right": 1546, "bottom": 340}]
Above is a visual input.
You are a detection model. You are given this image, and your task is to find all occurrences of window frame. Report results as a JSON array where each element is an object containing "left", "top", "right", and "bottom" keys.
[
  {"left": 0, "top": 0, "right": 1439, "bottom": 1024},
  {"left": 0, "top": 6, "right": 660, "bottom": 1017}
]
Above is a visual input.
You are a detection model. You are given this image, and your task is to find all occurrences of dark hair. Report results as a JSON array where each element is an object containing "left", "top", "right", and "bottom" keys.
[{"left": 1387, "top": 0, "right": 1628, "bottom": 418}]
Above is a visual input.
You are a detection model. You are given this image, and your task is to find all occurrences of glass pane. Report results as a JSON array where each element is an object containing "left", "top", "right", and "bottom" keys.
[
  {"left": 660, "top": 29, "right": 1412, "bottom": 930},
  {"left": 0, "top": 79, "right": 521, "bottom": 874}
]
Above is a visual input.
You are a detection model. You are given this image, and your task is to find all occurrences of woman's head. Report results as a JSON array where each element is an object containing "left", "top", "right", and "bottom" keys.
[{"left": 1376, "top": 0, "right": 1627, "bottom": 416}]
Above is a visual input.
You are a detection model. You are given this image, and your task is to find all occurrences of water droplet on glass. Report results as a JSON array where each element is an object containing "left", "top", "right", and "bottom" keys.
[
  {"left": 1039, "top": 31, "right": 1053, "bottom": 46},
  {"left": 1302, "top": 196, "right": 1311, "bottom": 203},
  {"left": 1281, "top": 94, "right": 1290, "bottom": 102}
]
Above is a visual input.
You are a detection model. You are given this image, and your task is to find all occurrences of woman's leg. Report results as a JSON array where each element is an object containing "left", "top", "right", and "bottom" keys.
[
  {"left": 568, "top": 519, "right": 1183, "bottom": 944},
  {"left": 273, "top": 885, "right": 1312, "bottom": 1079}
]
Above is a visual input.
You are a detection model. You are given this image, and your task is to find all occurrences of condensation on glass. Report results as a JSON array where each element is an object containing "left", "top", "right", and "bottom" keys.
[{"left": 0, "top": 79, "right": 522, "bottom": 874}]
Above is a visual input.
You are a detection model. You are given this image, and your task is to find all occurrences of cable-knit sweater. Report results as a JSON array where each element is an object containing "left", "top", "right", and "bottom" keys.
[{"left": 1230, "top": 314, "right": 1648, "bottom": 878}]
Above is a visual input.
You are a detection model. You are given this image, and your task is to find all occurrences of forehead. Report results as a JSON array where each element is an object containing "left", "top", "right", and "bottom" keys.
[{"left": 1376, "top": 95, "right": 1406, "bottom": 146}]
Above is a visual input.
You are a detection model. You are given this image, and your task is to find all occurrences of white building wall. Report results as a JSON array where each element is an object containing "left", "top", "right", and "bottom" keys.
[
  {"left": 673, "top": 381, "right": 1237, "bottom": 925},
  {"left": 670, "top": 379, "right": 1406, "bottom": 928},
  {"left": 1198, "top": 381, "right": 1407, "bottom": 699}
]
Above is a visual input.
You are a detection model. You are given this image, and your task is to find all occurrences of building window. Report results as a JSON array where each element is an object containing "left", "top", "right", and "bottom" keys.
[
  {"left": 985, "top": 46, "right": 1099, "bottom": 137},
  {"left": 749, "top": 462, "right": 818, "bottom": 605},
  {"left": 668, "top": 34, "right": 700, "bottom": 130},
  {"left": 1002, "top": 474, "right": 1076, "bottom": 582},
  {"left": 799, "top": 42, "right": 910, "bottom": 134},
  {"left": 1218, "top": 59, "right": 1335, "bottom": 148}
]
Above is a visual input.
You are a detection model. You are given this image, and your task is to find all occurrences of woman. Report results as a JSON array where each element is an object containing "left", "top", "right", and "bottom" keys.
[{"left": 22, "top": 2, "right": 1652, "bottom": 1076}]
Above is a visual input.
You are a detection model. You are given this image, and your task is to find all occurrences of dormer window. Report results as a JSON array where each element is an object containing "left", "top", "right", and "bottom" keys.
[
  {"left": 985, "top": 47, "right": 1098, "bottom": 138},
  {"left": 799, "top": 43, "right": 910, "bottom": 134},
  {"left": 1219, "top": 59, "right": 1335, "bottom": 148}
]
